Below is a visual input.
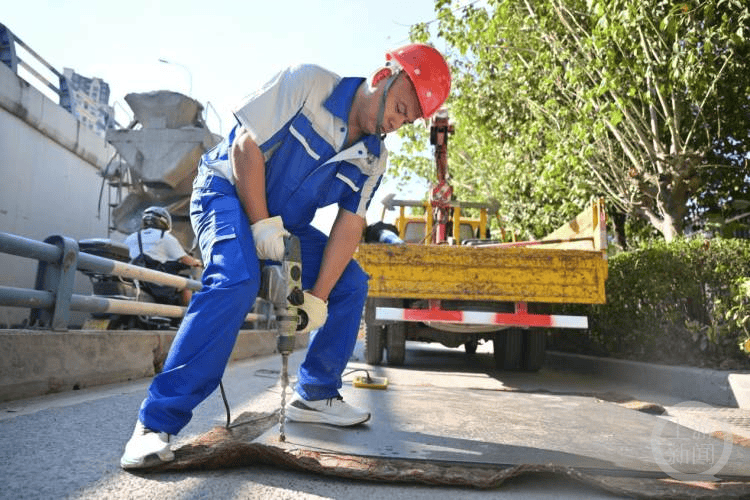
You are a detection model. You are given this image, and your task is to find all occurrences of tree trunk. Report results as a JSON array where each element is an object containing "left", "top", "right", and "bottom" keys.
[
  {"left": 612, "top": 210, "right": 628, "bottom": 250},
  {"left": 660, "top": 213, "right": 678, "bottom": 242}
]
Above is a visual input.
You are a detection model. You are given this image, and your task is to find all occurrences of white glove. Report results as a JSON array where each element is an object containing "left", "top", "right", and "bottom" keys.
[
  {"left": 296, "top": 291, "right": 328, "bottom": 334},
  {"left": 251, "top": 216, "right": 290, "bottom": 261}
]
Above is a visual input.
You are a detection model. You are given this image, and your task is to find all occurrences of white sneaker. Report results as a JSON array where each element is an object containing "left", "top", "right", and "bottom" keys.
[
  {"left": 120, "top": 421, "right": 174, "bottom": 469},
  {"left": 285, "top": 393, "right": 371, "bottom": 426}
]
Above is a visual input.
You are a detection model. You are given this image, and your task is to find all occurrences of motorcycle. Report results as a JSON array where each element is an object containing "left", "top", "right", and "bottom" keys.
[{"left": 78, "top": 238, "right": 188, "bottom": 330}]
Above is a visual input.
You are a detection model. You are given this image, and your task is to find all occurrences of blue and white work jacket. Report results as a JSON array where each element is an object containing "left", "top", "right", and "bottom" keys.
[{"left": 200, "top": 64, "right": 387, "bottom": 231}]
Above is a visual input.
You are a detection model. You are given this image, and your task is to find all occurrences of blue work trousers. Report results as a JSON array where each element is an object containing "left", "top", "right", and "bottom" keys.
[{"left": 139, "top": 172, "right": 368, "bottom": 435}]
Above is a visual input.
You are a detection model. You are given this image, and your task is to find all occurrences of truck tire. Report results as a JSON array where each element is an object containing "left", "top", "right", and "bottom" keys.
[
  {"left": 364, "top": 322, "right": 385, "bottom": 365},
  {"left": 386, "top": 323, "right": 406, "bottom": 366},
  {"left": 523, "top": 330, "right": 546, "bottom": 371},
  {"left": 363, "top": 299, "right": 384, "bottom": 365},
  {"left": 464, "top": 339, "right": 478, "bottom": 354},
  {"left": 493, "top": 329, "right": 523, "bottom": 370}
]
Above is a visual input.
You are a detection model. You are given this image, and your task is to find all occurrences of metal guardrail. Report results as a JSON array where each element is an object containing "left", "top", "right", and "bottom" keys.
[
  {"left": 1, "top": 23, "right": 124, "bottom": 131},
  {"left": 0, "top": 231, "right": 271, "bottom": 330},
  {"left": 0, "top": 23, "right": 62, "bottom": 100}
]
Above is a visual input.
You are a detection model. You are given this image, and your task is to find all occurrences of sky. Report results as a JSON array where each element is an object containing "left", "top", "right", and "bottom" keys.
[{"left": 3, "top": 0, "right": 443, "bottom": 231}]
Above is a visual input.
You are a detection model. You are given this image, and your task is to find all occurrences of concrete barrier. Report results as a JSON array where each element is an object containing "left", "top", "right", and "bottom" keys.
[
  {"left": 0, "top": 329, "right": 308, "bottom": 403},
  {"left": 545, "top": 350, "right": 745, "bottom": 407},
  {"left": 729, "top": 373, "right": 750, "bottom": 410}
]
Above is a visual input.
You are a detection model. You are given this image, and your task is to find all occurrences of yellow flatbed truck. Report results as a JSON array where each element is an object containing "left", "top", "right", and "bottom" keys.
[
  {"left": 355, "top": 112, "right": 608, "bottom": 370},
  {"left": 356, "top": 198, "right": 608, "bottom": 370}
]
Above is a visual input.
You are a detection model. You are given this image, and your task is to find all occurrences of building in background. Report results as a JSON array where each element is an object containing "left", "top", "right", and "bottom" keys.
[{"left": 59, "top": 68, "right": 115, "bottom": 137}]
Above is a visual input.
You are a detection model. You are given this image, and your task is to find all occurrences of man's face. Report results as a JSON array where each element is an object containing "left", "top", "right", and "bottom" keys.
[{"left": 368, "top": 72, "right": 422, "bottom": 135}]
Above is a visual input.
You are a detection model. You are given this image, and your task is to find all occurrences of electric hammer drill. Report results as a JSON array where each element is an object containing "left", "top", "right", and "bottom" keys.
[{"left": 259, "top": 235, "right": 303, "bottom": 441}]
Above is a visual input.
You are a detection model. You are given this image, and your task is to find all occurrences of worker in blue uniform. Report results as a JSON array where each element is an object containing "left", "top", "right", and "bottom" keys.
[{"left": 121, "top": 43, "right": 451, "bottom": 469}]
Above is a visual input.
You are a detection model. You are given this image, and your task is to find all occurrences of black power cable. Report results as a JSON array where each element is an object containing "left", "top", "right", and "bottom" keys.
[{"left": 219, "top": 381, "right": 231, "bottom": 428}]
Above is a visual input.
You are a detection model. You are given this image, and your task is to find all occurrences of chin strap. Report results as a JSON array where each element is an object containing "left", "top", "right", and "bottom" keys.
[{"left": 375, "top": 72, "right": 399, "bottom": 136}]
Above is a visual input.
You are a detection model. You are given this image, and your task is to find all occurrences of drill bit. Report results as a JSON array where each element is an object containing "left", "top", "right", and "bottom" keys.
[
  {"left": 276, "top": 235, "right": 302, "bottom": 442},
  {"left": 276, "top": 327, "right": 296, "bottom": 441},
  {"left": 279, "top": 353, "right": 289, "bottom": 441}
]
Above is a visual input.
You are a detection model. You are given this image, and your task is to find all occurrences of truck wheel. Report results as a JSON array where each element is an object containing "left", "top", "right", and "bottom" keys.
[
  {"left": 492, "top": 332, "right": 504, "bottom": 369},
  {"left": 464, "top": 339, "right": 478, "bottom": 354},
  {"left": 363, "top": 299, "right": 384, "bottom": 365},
  {"left": 493, "top": 329, "right": 523, "bottom": 370},
  {"left": 523, "top": 330, "right": 546, "bottom": 371},
  {"left": 364, "top": 322, "right": 385, "bottom": 365},
  {"left": 386, "top": 323, "right": 406, "bottom": 366}
]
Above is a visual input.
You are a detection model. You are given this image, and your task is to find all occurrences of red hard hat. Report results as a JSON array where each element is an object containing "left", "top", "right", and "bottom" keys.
[{"left": 386, "top": 43, "right": 451, "bottom": 119}]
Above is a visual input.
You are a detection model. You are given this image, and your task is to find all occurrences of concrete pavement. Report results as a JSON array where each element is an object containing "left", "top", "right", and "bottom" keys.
[
  {"left": 1, "top": 339, "right": 749, "bottom": 499},
  {"left": 2, "top": 344, "right": 636, "bottom": 500}
]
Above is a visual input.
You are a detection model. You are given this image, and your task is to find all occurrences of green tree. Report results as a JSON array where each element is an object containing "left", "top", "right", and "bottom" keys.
[{"left": 393, "top": 0, "right": 749, "bottom": 241}]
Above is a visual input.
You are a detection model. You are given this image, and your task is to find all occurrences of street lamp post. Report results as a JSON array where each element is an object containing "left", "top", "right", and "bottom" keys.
[{"left": 158, "top": 58, "right": 192, "bottom": 97}]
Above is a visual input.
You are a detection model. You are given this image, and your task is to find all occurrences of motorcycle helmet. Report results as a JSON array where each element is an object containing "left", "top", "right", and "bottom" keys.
[{"left": 141, "top": 206, "right": 172, "bottom": 232}]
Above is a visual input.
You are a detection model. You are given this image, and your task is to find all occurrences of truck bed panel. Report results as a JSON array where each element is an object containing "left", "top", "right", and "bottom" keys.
[{"left": 356, "top": 244, "right": 607, "bottom": 304}]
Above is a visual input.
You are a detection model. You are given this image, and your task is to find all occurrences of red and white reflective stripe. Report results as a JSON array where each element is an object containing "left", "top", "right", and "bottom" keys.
[{"left": 375, "top": 307, "right": 588, "bottom": 329}]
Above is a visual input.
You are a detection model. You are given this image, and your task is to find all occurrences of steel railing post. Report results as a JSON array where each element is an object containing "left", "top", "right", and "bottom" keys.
[{"left": 29, "top": 235, "right": 79, "bottom": 330}]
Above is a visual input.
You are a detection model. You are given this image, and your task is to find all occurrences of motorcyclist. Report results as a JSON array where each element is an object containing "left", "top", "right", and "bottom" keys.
[{"left": 124, "top": 206, "right": 202, "bottom": 305}]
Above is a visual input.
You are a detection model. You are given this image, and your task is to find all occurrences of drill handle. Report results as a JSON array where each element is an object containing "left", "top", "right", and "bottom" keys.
[{"left": 282, "top": 234, "right": 301, "bottom": 265}]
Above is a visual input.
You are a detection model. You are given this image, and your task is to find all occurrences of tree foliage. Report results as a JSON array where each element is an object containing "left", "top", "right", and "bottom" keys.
[{"left": 392, "top": 0, "right": 750, "bottom": 241}]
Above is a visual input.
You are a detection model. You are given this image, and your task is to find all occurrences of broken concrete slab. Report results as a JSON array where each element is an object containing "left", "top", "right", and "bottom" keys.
[
  {"left": 255, "top": 385, "right": 750, "bottom": 479},
  {"left": 151, "top": 398, "right": 750, "bottom": 499},
  {"left": 137, "top": 347, "right": 750, "bottom": 498}
]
